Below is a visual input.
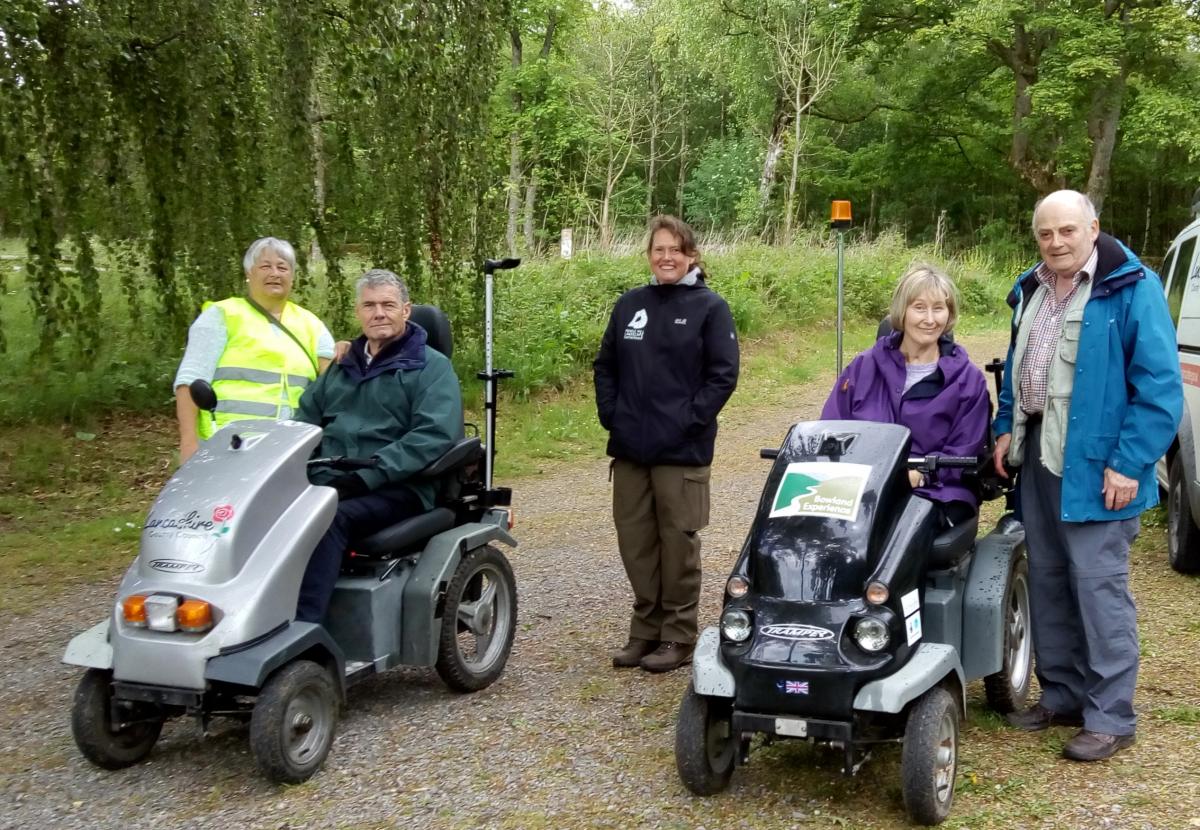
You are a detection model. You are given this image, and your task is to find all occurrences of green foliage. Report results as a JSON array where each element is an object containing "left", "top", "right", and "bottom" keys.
[{"left": 684, "top": 137, "right": 763, "bottom": 230}]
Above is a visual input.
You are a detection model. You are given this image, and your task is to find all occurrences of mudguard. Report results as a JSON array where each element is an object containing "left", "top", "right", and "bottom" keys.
[
  {"left": 204, "top": 621, "right": 346, "bottom": 695},
  {"left": 961, "top": 527, "right": 1025, "bottom": 681},
  {"left": 853, "top": 642, "right": 964, "bottom": 713},
  {"left": 63, "top": 620, "right": 112, "bottom": 670},
  {"left": 401, "top": 521, "right": 517, "bottom": 666},
  {"left": 691, "top": 627, "right": 735, "bottom": 697}
]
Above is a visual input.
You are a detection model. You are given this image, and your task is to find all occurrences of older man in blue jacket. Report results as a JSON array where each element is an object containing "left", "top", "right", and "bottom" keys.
[{"left": 993, "top": 190, "right": 1182, "bottom": 761}]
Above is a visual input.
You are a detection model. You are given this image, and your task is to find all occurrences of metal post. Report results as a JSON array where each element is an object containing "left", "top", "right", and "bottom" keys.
[
  {"left": 483, "top": 269, "right": 496, "bottom": 490},
  {"left": 829, "top": 200, "right": 852, "bottom": 377},
  {"left": 479, "top": 258, "right": 519, "bottom": 494},
  {"left": 836, "top": 230, "right": 845, "bottom": 375}
]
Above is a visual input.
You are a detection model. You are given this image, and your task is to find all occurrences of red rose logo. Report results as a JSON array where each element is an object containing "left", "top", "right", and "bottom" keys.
[{"left": 212, "top": 504, "right": 235, "bottom": 523}]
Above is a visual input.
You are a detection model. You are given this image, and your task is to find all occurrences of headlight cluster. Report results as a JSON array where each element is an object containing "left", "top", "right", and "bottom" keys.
[
  {"left": 853, "top": 617, "right": 890, "bottom": 652},
  {"left": 721, "top": 608, "right": 753, "bottom": 642},
  {"left": 123, "top": 594, "right": 215, "bottom": 633},
  {"left": 726, "top": 575, "right": 750, "bottom": 599}
]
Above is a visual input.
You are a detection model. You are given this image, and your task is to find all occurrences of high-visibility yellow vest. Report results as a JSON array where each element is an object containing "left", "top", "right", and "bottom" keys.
[{"left": 197, "top": 298, "right": 327, "bottom": 439}]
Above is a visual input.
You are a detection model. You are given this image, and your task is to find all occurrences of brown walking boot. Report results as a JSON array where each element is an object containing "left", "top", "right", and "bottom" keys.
[
  {"left": 1062, "top": 730, "right": 1135, "bottom": 762},
  {"left": 639, "top": 641, "right": 694, "bottom": 673},
  {"left": 612, "top": 637, "right": 658, "bottom": 668}
]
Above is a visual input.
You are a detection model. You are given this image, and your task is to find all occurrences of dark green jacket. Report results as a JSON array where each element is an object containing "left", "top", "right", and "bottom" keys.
[{"left": 296, "top": 322, "right": 463, "bottom": 509}]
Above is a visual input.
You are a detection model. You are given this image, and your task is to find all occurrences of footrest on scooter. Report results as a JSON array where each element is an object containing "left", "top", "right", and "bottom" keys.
[{"left": 732, "top": 710, "right": 853, "bottom": 743}]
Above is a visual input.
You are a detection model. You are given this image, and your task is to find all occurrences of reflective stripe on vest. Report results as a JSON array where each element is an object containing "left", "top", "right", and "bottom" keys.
[
  {"left": 212, "top": 366, "right": 313, "bottom": 388},
  {"left": 197, "top": 298, "right": 325, "bottom": 439},
  {"left": 214, "top": 399, "right": 281, "bottom": 417}
]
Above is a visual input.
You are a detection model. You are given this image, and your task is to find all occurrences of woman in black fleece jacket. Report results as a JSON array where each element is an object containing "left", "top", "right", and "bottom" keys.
[{"left": 594, "top": 215, "right": 740, "bottom": 673}]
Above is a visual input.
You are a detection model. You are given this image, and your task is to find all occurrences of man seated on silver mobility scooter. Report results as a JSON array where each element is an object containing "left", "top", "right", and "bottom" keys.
[{"left": 292, "top": 268, "right": 462, "bottom": 623}]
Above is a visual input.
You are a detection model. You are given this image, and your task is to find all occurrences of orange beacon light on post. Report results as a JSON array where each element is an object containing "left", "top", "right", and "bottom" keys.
[{"left": 831, "top": 200, "right": 852, "bottom": 229}]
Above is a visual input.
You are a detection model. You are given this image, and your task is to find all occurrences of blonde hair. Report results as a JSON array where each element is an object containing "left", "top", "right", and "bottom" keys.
[{"left": 888, "top": 262, "right": 959, "bottom": 335}]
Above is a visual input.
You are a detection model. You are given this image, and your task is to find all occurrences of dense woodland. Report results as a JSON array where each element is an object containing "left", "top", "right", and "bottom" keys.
[{"left": 4, "top": 0, "right": 1200, "bottom": 363}]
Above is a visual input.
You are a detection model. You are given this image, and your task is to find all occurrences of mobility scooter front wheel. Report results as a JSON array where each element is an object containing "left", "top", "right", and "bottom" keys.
[
  {"left": 435, "top": 544, "right": 518, "bottom": 693},
  {"left": 984, "top": 555, "right": 1033, "bottom": 712},
  {"left": 675, "top": 682, "right": 736, "bottom": 795},
  {"left": 901, "top": 686, "right": 959, "bottom": 826},
  {"left": 249, "top": 659, "right": 339, "bottom": 784},
  {"left": 71, "top": 668, "right": 164, "bottom": 769}
]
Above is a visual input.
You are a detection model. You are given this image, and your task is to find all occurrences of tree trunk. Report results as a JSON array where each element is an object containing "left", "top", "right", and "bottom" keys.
[
  {"left": 758, "top": 92, "right": 792, "bottom": 219},
  {"left": 309, "top": 93, "right": 326, "bottom": 262},
  {"left": 785, "top": 86, "right": 804, "bottom": 241},
  {"left": 676, "top": 116, "right": 688, "bottom": 216},
  {"left": 506, "top": 28, "right": 523, "bottom": 257},
  {"left": 523, "top": 177, "right": 537, "bottom": 252},
  {"left": 1085, "top": 58, "right": 1127, "bottom": 214},
  {"left": 991, "top": 23, "right": 1060, "bottom": 193},
  {"left": 646, "top": 63, "right": 659, "bottom": 217},
  {"left": 517, "top": 11, "right": 557, "bottom": 253}
]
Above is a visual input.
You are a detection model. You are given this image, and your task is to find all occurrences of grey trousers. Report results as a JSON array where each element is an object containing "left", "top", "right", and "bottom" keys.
[
  {"left": 612, "top": 460, "right": 710, "bottom": 645},
  {"left": 1020, "top": 421, "right": 1140, "bottom": 736}
]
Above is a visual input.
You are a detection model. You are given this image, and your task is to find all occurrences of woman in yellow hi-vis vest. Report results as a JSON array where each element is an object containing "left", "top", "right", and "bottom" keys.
[{"left": 173, "top": 237, "right": 336, "bottom": 462}]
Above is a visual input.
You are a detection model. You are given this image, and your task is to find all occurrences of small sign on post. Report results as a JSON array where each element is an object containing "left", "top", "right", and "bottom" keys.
[{"left": 560, "top": 228, "right": 573, "bottom": 260}]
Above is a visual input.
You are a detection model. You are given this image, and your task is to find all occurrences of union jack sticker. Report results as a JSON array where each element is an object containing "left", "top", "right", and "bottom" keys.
[{"left": 777, "top": 679, "right": 810, "bottom": 695}]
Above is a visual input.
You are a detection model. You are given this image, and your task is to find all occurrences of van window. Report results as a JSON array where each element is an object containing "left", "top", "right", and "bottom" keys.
[{"left": 1168, "top": 236, "right": 1195, "bottom": 327}]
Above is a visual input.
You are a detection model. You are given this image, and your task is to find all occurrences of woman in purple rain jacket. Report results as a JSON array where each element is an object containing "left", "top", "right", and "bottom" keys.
[{"left": 821, "top": 263, "right": 990, "bottom": 524}]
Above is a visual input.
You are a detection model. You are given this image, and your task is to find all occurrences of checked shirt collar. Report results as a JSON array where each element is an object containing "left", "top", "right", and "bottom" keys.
[{"left": 1018, "top": 245, "right": 1099, "bottom": 415}]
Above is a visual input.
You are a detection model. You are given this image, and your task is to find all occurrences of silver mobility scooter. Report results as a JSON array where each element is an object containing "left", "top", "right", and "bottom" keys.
[
  {"left": 64, "top": 260, "right": 523, "bottom": 783},
  {"left": 675, "top": 412, "right": 1031, "bottom": 825}
]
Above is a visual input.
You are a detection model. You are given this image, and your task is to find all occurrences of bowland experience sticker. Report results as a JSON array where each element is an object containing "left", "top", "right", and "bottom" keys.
[{"left": 769, "top": 462, "right": 871, "bottom": 522}]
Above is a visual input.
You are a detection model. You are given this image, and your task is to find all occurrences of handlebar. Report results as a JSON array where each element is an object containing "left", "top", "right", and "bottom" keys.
[
  {"left": 907, "top": 455, "right": 980, "bottom": 471},
  {"left": 308, "top": 456, "right": 378, "bottom": 471}
]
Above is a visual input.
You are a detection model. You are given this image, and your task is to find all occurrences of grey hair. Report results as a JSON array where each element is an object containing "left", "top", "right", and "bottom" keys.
[
  {"left": 1031, "top": 189, "right": 1098, "bottom": 235},
  {"left": 355, "top": 268, "right": 410, "bottom": 303},
  {"left": 888, "top": 262, "right": 959, "bottom": 335},
  {"left": 243, "top": 237, "right": 297, "bottom": 274}
]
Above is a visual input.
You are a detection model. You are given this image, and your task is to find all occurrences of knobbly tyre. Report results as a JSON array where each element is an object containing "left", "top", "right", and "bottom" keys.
[
  {"left": 63, "top": 259, "right": 523, "bottom": 784},
  {"left": 674, "top": 415, "right": 1031, "bottom": 826}
]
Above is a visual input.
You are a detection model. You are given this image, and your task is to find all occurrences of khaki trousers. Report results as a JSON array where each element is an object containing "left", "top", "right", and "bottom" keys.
[{"left": 612, "top": 460, "right": 711, "bottom": 645}]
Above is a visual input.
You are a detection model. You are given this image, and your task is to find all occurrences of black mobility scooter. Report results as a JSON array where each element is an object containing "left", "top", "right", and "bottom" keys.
[{"left": 674, "top": 418, "right": 1031, "bottom": 826}]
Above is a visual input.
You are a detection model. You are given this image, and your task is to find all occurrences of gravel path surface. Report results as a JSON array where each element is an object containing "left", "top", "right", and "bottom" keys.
[{"left": 3, "top": 330, "right": 1198, "bottom": 830}]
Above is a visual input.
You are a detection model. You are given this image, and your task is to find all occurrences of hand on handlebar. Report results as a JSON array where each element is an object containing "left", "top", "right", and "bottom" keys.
[
  {"left": 993, "top": 434, "right": 1011, "bottom": 479},
  {"left": 330, "top": 473, "right": 369, "bottom": 501}
]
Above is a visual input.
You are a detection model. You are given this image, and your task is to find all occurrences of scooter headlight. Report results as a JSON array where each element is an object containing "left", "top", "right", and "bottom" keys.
[
  {"left": 854, "top": 617, "right": 890, "bottom": 653},
  {"left": 721, "top": 609, "right": 753, "bottom": 642},
  {"left": 145, "top": 594, "right": 180, "bottom": 632},
  {"left": 726, "top": 575, "right": 750, "bottom": 599}
]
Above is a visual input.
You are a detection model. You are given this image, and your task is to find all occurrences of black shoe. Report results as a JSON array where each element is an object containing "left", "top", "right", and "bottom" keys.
[
  {"left": 612, "top": 637, "right": 658, "bottom": 668},
  {"left": 1006, "top": 703, "right": 1085, "bottom": 732},
  {"left": 639, "top": 641, "right": 694, "bottom": 673},
  {"left": 1062, "top": 729, "right": 1135, "bottom": 762}
]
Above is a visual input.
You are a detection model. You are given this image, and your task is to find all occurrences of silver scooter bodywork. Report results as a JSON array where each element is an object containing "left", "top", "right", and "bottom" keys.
[{"left": 63, "top": 418, "right": 515, "bottom": 694}]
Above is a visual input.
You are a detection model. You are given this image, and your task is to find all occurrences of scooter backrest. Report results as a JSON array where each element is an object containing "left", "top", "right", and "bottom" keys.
[{"left": 411, "top": 304, "right": 453, "bottom": 359}]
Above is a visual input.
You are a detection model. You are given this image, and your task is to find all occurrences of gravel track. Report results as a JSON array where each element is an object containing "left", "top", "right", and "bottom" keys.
[{"left": 3, "top": 330, "right": 1198, "bottom": 830}]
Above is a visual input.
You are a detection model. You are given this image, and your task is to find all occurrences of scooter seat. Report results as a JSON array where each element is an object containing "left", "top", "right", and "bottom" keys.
[
  {"left": 928, "top": 514, "right": 978, "bottom": 569},
  {"left": 354, "top": 507, "right": 457, "bottom": 559}
]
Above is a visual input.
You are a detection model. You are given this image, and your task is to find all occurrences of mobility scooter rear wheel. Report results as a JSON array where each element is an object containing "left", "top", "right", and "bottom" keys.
[
  {"left": 675, "top": 682, "right": 736, "bottom": 795},
  {"left": 250, "top": 660, "right": 339, "bottom": 784},
  {"left": 901, "top": 686, "right": 958, "bottom": 826},
  {"left": 435, "top": 544, "right": 517, "bottom": 693},
  {"left": 984, "top": 555, "right": 1033, "bottom": 713},
  {"left": 71, "top": 668, "right": 164, "bottom": 769}
]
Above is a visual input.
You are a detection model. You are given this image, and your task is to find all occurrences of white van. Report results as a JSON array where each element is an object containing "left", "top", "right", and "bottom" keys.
[{"left": 1156, "top": 217, "right": 1200, "bottom": 573}]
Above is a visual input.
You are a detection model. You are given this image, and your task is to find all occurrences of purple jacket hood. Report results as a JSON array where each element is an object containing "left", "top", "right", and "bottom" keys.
[{"left": 821, "top": 332, "right": 990, "bottom": 506}]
